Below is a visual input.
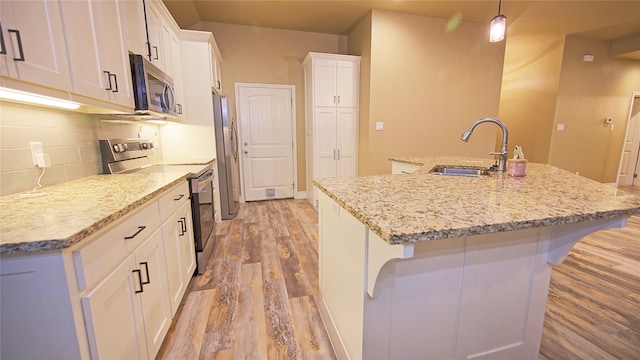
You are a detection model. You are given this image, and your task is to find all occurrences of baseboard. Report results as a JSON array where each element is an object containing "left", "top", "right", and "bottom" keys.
[
  {"left": 318, "top": 297, "right": 349, "bottom": 359},
  {"left": 294, "top": 191, "right": 307, "bottom": 199}
]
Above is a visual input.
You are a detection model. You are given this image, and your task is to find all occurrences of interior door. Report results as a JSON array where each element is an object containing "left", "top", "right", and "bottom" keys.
[
  {"left": 619, "top": 96, "right": 640, "bottom": 186},
  {"left": 237, "top": 85, "right": 295, "bottom": 201}
]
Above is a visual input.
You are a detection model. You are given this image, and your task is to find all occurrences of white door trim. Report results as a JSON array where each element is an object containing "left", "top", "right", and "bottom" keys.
[
  {"left": 235, "top": 82, "right": 297, "bottom": 202},
  {"left": 616, "top": 91, "right": 640, "bottom": 186}
]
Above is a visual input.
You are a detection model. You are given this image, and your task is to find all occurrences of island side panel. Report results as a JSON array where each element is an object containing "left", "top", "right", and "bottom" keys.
[
  {"left": 361, "top": 228, "right": 554, "bottom": 359},
  {"left": 317, "top": 191, "right": 367, "bottom": 359},
  {"left": 363, "top": 233, "right": 465, "bottom": 359}
]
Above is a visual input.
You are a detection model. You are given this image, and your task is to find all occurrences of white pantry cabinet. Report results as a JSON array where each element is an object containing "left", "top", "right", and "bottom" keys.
[
  {"left": 0, "top": 0, "right": 71, "bottom": 92},
  {"left": 62, "top": 0, "right": 134, "bottom": 108},
  {"left": 0, "top": 181, "right": 194, "bottom": 360},
  {"left": 303, "top": 52, "right": 360, "bottom": 203}
]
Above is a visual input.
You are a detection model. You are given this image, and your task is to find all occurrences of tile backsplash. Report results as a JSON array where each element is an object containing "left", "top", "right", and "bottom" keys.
[{"left": 0, "top": 102, "right": 162, "bottom": 196}]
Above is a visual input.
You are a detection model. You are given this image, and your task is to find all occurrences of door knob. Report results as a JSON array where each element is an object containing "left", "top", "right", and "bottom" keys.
[
  {"left": 244, "top": 142, "right": 248, "bottom": 146},
  {"left": 243, "top": 150, "right": 248, "bottom": 154}
]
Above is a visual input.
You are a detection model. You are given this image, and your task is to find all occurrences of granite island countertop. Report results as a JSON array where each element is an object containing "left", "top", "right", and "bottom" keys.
[
  {"left": 0, "top": 166, "right": 206, "bottom": 255},
  {"left": 313, "top": 156, "right": 640, "bottom": 245}
]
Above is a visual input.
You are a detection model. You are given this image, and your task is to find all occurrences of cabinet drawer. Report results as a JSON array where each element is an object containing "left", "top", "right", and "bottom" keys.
[
  {"left": 159, "top": 182, "right": 190, "bottom": 220},
  {"left": 74, "top": 202, "right": 161, "bottom": 291}
]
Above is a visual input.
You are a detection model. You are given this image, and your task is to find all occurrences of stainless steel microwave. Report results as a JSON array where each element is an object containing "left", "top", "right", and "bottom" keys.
[{"left": 129, "top": 54, "right": 177, "bottom": 118}]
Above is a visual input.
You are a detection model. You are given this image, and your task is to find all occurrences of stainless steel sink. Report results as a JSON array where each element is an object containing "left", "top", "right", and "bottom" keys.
[{"left": 429, "top": 165, "right": 494, "bottom": 177}]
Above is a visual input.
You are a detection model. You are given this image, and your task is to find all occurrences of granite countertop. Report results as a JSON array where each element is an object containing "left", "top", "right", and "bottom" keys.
[
  {"left": 0, "top": 167, "right": 204, "bottom": 255},
  {"left": 313, "top": 156, "right": 640, "bottom": 245}
]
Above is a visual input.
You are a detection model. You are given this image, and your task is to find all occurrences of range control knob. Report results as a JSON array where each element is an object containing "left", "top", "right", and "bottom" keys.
[
  {"left": 113, "top": 143, "right": 128, "bottom": 153},
  {"left": 141, "top": 142, "right": 153, "bottom": 149}
]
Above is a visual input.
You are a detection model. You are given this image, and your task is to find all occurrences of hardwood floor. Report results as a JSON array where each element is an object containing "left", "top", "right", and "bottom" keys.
[{"left": 158, "top": 185, "right": 640, "bottom": 359}]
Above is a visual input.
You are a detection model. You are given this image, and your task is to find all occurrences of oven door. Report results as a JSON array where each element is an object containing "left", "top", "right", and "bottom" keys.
[{"left": 192, "top": 170, "right": 215, "bottom": 253}]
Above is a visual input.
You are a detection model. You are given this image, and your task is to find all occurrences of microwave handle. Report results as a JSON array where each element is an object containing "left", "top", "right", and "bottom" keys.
[{"left": 162, "top": 84, "right": 176, "bottom": 113}]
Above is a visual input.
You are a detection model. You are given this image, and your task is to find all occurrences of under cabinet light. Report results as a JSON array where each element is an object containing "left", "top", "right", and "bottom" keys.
[{"left": 0, "top": 87, "right": 80, "bottom": 110}]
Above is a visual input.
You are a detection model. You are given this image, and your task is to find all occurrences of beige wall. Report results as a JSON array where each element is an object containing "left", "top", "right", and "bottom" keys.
[
  {"left": 548, "top": 36, "right": 640, "bottom": 183},
  {"left": 498, "top": 34, "right": 565, "bottom": 164},
  {"left": 349, "top": 10, "right": 506, "bottom": 175},
  {"left": 189, "top": 21, "right": 346, "bottom": 192},
  {"left": 0, "top": 102, "right": 162, "bottom": 196}
]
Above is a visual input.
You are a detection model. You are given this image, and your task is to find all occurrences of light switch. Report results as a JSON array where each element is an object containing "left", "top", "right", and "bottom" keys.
[
  {"left": 375, "top": 122, "right": 384, "bottom": 131},
  {"left": 556, "top": 124, "right": 564, "bottom": 131}
]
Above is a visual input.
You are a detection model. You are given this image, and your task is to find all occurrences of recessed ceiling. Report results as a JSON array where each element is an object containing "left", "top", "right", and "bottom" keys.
[{"left": 163, "top": 0, "right": 640, "bottom": 57}]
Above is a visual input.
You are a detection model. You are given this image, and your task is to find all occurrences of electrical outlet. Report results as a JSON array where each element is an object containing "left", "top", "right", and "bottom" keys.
[
  {"left": 376, "top": 122, "right": 384, "bottom": 131},
  {"left": 29, "top": 142, "right": 43, "bottom": 165},
  {"left": 36, "top": 153, "right": 51, "bottom": 168}
]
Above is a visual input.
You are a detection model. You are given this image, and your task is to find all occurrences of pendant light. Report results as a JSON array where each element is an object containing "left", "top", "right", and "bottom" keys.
[{"left": 489, "top": 0, "right": 507, "bottom": 42}]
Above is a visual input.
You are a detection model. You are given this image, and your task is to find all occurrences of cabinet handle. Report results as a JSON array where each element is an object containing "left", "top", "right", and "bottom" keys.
[
  {"left": 109, "top": 73, "right": 118, "bottom": 92},
  {"left": 133, "top": 269, "right": 144, "bottom": 293},
  {"left": 177, "top": 103, "right": 183, "bottom": 114},
  {"left": 173, "top": 194, "right": 185, "bottom": 201},
  {"left": 140, "top": 262, "right": 150, "bottom": 285},
  {"left": 216, "top": 80, "right": 221, "bottom": 89},
  {"left": 0, "top": 23, "right": 7, "bottom": 55},
  {"left": 401, "top": 171, "right": 411, "bottom": 174},
  {"left": 337, "top": 95, "right": 341, "bottom": 104},
  {"left": 8, "top": 29, "right": 25, "bottom": 61},
  {"left": 153, "top": 46, "right": 159, "bottom": 60},
  {"left": 124, "top": 226, "right": 146, "bottom": 240},
  {"left": 333, "top": 95, "right": 337, "bottom": 104},
  {"left": 180, "top": 217, "right": 187, "bottom": 233},
  {"left": 177, "top": 219, "right": 185, "bottom": 236},
  {"left": 337, "top": 149, "right": 341, "bottom": 160},
  {"left": 333, "top": 149, "right": 336, "bottom": 161},
  {"left": 104, "top": 71, "right": 113, "bottom": 91}
]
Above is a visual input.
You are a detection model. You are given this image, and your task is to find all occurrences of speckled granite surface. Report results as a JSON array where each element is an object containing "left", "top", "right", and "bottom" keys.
[
  {"left": 0, "top": 170, "right": 197, "bottom": 255},
  {"left": 314, "top": 157, "right": 640, "bottom": 245}
]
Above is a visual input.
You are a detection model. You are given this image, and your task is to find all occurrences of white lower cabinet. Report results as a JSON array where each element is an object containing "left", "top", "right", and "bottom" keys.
[
  {"left": 81, "top": 253, "right": 149, "bottom": 360},
  {"left": 0, "top": 181, "right": 194, "bottom": 359},
  {"left": 162, "top": 200, "right": 196, "bottom": 315}
]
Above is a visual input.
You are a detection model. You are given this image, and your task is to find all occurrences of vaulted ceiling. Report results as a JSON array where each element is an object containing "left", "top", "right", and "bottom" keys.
[{"left": 163, "top": 0, "right": 640, "bottom": 59}]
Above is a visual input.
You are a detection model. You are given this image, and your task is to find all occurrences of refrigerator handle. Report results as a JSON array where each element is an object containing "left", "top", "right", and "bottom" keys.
[{"left": 232, "top": 122, "right": 240, "bottom": 161}]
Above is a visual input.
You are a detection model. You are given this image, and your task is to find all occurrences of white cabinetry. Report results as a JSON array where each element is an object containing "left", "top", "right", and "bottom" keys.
[
  {"left": 180, "top": 29, "right": 224, "bottom": 125},
  {"left": 304, "top": 52, "right": 360, "bottom": 203},
  {"left": 391, "top": 161, "right": 420, "bottom": 174},
  {"left": 122, "top": 0, "right": 148, "bottom": 57},
  {"left": 0, "top": 181, "right": 194, "bottom": 360},
  {"left": 61, "top": 0, "right": 134, "bottom": 108},
  {"left": 0, "top": 0, "right": 71, "bottom": 92},
  {"left": 160, "top": 187, "right": 197, "bottom": 315}
]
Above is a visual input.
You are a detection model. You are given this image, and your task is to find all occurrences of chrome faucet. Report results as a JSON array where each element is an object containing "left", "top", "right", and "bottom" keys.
[{"left": 461, "top": 117, "right": 509, "bottom": 172}]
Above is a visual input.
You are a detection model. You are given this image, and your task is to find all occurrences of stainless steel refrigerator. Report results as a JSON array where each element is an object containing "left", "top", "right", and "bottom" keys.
[{"left": 213, "top": 94, "right": 240, "bottom": 219}]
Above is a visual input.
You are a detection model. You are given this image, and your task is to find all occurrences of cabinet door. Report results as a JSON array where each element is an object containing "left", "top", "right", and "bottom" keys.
[
  {"left": 81, "top": 254, "right": 149, "bottom": 360},
  {"left": 122, "top": 0, "right": 148, "bottom": 56},
  {"left": 134, "top": 228, "right": 172, "bottom": 359},
  {"left": 145, "top": 1, "right": 164, "bottom": 71},
  {"left": 62, "top": 0, "right": 133, "bottom": 107},
  {"left": 212, "top": 55, "right": 222, "bottom": 94},
  {"left": 162, "top": 201, "right": 196, "bottom": 315},
  {"left": 169, "top": 30, "right": 186, "bottom": 119},
  {"left": 0, "top": 0, "right": 71, "bottom": 91},
  {"left": 160, "top": 20, "right": 174, "bottom": 79},
  {"left": 314, "top": 107, "right": 338, "bottom": 178},
  {"left": 336, "top": 60, "right": 359, "bottom": 108},
  {"left": 336, "top": 108, "right": 358, "bottom": 177},
  {"left": 312, "top": 60, "right": 337, "bottom": 107}
]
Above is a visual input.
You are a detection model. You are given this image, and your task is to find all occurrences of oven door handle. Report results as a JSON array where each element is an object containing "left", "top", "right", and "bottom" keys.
[{"left": 198, "top": 170, "right": 214, "bottom": 183}]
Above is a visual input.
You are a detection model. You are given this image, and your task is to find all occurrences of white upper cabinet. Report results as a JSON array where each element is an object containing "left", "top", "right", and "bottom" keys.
[
  {"left": 0, "top": 0, "right": 71, "bottom": 91},
  {"left": 122, "top": 0, "right": 148, "bottom": 56},
  {"left": 61, "top": 0, "right": 134, "bottom": 108},
  {"left": 310, "top": 55, "right": 359, "bottom": 108},
  {"left": 179, "top": 29, "right": 224, "bottom": 125},
  {"left": 144, "top": 0, "right": 164, "bottom": 72}
]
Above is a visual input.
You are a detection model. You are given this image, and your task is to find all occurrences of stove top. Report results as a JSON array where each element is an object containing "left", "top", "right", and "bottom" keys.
[{"left": 99, "top": 139, "right": 211, "bottom": 178}]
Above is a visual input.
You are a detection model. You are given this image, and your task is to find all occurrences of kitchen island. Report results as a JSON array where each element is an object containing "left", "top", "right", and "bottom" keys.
[{"left": 313, "top": 157, "right": 640, "bottom": 360}]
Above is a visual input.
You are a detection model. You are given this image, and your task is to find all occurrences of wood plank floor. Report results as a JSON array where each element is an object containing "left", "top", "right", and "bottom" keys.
[{"left": 158, "top": 185, "right": 640, "bottom": 359}]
